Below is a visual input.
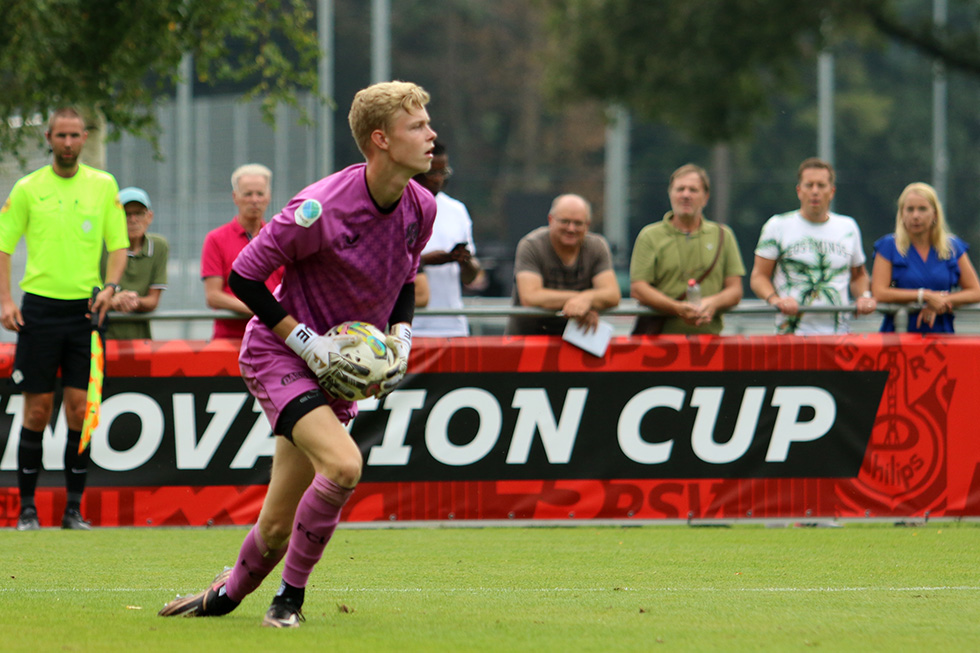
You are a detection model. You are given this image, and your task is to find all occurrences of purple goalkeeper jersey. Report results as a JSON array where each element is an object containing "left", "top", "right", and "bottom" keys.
[{"left": 232, "top": 163, "right": 436, "bottom": 427}]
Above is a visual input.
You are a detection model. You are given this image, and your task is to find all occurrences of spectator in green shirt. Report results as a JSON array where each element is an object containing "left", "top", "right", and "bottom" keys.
[
  {"left": 102, "top": 187, "right": 169, "bottom": 340},
  {"left": 630, "top": 163, "right": 745, "bottom": 335}
]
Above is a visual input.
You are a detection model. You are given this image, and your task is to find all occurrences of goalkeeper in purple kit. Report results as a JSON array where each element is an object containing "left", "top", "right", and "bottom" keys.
[{"left": 159, "top": 81, "right": 437, "bottom": 628}]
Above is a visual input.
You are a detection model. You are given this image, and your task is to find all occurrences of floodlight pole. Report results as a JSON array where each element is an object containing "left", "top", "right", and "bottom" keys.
[
  {"left": 932, "top": 0, "right": 948, "bottom": 205},
  {"left": 604, "top": 105, "right": 630, "bottom": 268},
  {"left": 371, "top": 0, "right": 391, "bottom": 83},
  {"left": 317, "top": 0, "right": 335, "bottom": 177}
]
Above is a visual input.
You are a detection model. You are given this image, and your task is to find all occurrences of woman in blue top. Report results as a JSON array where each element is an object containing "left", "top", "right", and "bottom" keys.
[{"left": 871, "top": 182, "right": 980, "bottom": 332}]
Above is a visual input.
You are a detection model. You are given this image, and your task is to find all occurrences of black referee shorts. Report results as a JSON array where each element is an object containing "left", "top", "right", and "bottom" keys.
[{"left": 12, "top": 293, "right": 94, "bottom": 393}]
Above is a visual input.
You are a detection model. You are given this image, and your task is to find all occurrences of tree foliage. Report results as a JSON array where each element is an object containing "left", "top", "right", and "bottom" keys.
[
  {"left": 543, "top": 0, "right": 980, "bottom": 144},
  {"left": 0, "top": 0, "right": 320, "bottom": 160}
]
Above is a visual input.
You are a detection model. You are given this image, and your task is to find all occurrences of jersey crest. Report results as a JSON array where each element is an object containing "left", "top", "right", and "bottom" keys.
[
  {"left": 295, "top": 199, "right": 323, "bottom": 228},
  {"left": 406, "top": 222, "right": 419, "bottom": 248}
]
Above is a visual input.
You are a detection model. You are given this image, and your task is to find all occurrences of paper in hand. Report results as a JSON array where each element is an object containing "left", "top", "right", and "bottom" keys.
[{"left": 562, "top": 318, "right": 614, "bottom": 358}]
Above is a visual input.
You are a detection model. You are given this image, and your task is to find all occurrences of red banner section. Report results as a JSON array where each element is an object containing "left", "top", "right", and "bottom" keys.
[{"left": 1, "top": 335, "right": 979, "bottom": 526}]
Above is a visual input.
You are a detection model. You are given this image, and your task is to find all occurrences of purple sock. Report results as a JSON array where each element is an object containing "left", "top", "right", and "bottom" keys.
[
  {"left": 281, "top": 474, "right": 353, "bottom": 589},
  {"left": 224, "top": 525, "right": 286, "bottom": 602}
]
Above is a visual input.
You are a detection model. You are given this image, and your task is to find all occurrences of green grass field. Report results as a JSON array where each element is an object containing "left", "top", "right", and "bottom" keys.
[{"left": 2, "top": 522, "right": 978, "bottom": 652}]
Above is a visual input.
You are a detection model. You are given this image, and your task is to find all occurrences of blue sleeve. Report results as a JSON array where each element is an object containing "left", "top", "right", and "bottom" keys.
[
  {"left": 946, "top": 237, "right": 968, "bottom": 286},
  {"left": 951, "top": 236, "right": 969, "bottom": 258},
  {"left": 873, "top": 234, "right": 897, "bottom": 261}
]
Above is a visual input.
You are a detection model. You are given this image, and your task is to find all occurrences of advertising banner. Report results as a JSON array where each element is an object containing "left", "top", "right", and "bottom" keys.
[{"left": 0, "top": 335, "right": 978, "bottom": 526}]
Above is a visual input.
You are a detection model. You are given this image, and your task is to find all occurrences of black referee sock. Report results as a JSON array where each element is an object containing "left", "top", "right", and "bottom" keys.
[
  {"left": 64, "top": 428, "right": 89, "bottom": 510},
  {"left": 17, "top": 427, "right": 44, "bottom": 505}
]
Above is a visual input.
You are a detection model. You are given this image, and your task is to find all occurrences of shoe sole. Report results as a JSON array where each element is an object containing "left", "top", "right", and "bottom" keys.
[
  {"left": 261, "top": 614, "right": 303, "bottom": 628},
  {"left": 261, "top": 600, "right": 305, "bottom": 628}
]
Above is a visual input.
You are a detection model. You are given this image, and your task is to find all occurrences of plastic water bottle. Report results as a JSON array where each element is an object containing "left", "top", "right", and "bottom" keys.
[{"left": 686, "top": 278, "right": 701, "bottom": 307}]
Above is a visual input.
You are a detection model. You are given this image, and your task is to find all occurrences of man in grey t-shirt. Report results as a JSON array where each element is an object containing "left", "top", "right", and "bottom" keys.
[{"left": 505, "top": 194, "right": 621, "bottom": 335}]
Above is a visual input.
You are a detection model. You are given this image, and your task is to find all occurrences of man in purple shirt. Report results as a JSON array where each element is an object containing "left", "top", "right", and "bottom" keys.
[{"left": 159, "top": 81, "right": 437, "bottom": 628}]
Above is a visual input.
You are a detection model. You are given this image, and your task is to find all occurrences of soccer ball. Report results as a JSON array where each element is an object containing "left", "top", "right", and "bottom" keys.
[{"left": 324, "top": 321, "right": 394, "bottom": 400}]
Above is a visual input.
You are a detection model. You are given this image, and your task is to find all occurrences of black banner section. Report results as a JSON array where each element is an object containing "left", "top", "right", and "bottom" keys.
[
  {"left": 0, "top": 377, "right": 273, "bottom": 488},
  {"left": 353, "top": 370, "right": 888, "bottom": 482},
  {"left": 0, "top": 370, "right": 887, "bottom": 487}
]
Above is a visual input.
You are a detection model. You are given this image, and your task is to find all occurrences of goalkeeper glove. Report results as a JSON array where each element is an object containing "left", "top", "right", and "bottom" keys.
[
  {"left": 378, "top": 323, "right": 412, "bottom": 397},
  {"left": 318, "top": 364, "right": 382, "bottom": 401},
  {"left": 285, "top": 323, "right": 369, "bottom": 379}
]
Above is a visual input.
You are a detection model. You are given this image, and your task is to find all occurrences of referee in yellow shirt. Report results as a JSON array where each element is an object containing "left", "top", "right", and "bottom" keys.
[{"left": 0, "top": 108, "right": 128, "bottom": 531}]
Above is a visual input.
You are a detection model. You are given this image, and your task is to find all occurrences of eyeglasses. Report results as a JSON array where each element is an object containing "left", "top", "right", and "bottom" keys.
[
  {"left": 425, "top": 166, "right": 453, "bottom": 179},
  {"left": 554, "top": 218, "right": 588, "bottom": 229}
]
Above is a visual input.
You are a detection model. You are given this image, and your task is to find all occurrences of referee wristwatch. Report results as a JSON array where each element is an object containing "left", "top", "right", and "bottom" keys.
[{"left": 104, "top": 283, "right": 121, "bottom": 293}]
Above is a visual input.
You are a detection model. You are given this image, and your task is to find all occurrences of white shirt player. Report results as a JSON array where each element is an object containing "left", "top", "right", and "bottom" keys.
[
  {"left": 755, "top": 210, "right": 866, "bottom": 335},
  {"left": 413, "top": 191, "right": 476, "bottom": 337}
]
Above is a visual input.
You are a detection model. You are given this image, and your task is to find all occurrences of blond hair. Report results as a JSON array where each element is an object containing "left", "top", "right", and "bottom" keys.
[
  {"left": 348, "top": 81, "right": 431, "bottom": 157},
  {"left": 231, "top": 163, "right": 272, "bottom": 193},
  {"left": 894, "top": 182, "right": 953, "bottom": 260}
]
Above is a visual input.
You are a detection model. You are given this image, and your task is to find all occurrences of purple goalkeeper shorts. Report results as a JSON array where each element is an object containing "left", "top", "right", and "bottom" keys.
[{"left": 239, "top": 322, "right": 356, "bottom": 433}]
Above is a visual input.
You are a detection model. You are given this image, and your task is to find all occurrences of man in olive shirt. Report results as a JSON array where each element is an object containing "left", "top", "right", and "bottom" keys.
[
  {"left": 630, "top": 164, "right": 744, "bottom": 334},
  {"left": 103, "top": 187, "right": 169, "bottom": 340},
  {"left": 0, "top": 108, "right": 128, "bottom": 531}
]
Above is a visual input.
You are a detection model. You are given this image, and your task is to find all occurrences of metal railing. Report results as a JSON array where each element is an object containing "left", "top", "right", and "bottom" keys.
[
  {"left": 108, "top": 299, "right": 980, "bottom": 320},
  {"left": 98, "top": 298, "right": 980, "bottom": 341}
]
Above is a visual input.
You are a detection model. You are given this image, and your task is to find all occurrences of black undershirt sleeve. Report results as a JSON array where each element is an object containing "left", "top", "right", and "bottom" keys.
[
  {"left": 388, "top": 282, "right": 416, "bottom": 327},
  {"left": 228, "top": 269, "right": 288, "bottom": 329}
]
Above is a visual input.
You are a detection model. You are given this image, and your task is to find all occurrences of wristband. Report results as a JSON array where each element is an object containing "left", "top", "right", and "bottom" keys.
[
  {"left": 285, "top": 323, "right": 316, "bottom": 356},
  {"left": 389, "top": 323, "right": 412, "bottom": 352},
  {"left": 917, "top": 288, "right": 925, "bottom": 304}
]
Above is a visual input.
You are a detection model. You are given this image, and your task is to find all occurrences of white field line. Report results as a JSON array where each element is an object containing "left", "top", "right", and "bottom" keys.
[{"left": 2, "top": 585, "right": 979, "bottom": 594}]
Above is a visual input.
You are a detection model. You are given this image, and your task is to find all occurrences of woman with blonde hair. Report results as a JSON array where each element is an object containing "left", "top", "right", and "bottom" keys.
[{"left": 871, "top": 182, "right": 980, "bottom": 332}]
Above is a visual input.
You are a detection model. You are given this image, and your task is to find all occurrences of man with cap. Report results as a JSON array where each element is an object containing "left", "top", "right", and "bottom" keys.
[{"left": 102, "top": 187, "right": 169, "bottom": 340}]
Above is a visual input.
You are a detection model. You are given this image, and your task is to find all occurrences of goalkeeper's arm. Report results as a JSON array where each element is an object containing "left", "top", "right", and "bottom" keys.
[
  {"left": 228, "top": 270, "right": 366, "bottom": 380},
  {"left": 377, "top": 282, "right": 416, "bottom": 397},
  {"left": 387, "top": 281, "right": 416, "bottom": 329},
  {"left": 228, "top": 269, "right": 289, "bottom": 332}
]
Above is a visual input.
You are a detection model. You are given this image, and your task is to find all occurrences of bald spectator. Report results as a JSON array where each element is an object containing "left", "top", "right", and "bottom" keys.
[{"left": 505, "top": 194, "right": 621, "bottom": 335}]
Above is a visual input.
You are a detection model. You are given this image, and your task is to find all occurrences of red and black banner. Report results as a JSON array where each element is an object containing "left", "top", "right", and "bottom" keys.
[{"left": 0, "top": 335, "right": 977, "bottom": 526}]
